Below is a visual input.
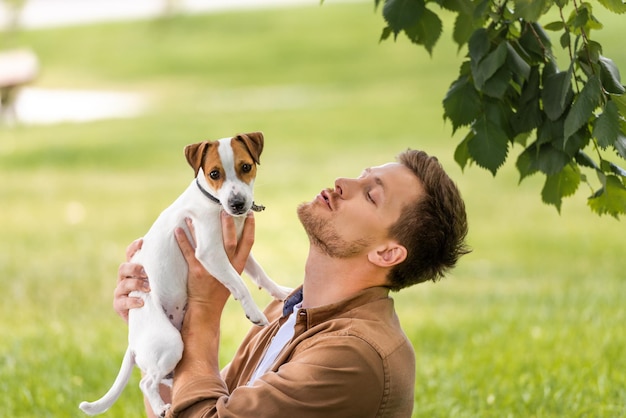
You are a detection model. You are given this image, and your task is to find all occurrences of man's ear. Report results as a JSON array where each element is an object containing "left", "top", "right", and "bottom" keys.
[{"left": 367, "top": 242, "right": 407, "bottom": 268}]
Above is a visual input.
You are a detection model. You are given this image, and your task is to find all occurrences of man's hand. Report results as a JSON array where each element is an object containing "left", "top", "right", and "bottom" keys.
[
  {"left": 174, "top": 211, "right": 256, "bottom": 309},
  {"left": 113, "top": 239, "right": 149, "bottom": 322}
]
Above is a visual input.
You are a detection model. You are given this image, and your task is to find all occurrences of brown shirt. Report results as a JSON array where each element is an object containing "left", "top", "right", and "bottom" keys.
[{"left": 169, "top": 286, "right": 416, "bottom": 417}]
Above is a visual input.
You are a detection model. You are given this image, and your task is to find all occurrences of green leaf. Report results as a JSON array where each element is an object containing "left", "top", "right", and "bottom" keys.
[
  {"left": 441, "top": 0, "right": 472, "bottom": 13},
  {"left": 537, "top": 114, "right": 564, "bottom": 146},
  {"left": 564, "top": 76, "right": 602, "bottom": 141},
  {"left": 453, "top": 13, "right": 474, "bottom": 48},
  {"left": 513, "top": 0, "right": 549, "bottom": 21},
  {"left": 530, "top": 22, "right": 552, "bottom": 49},
  {"left": 568, "top": 3, "right": 604, "bottom": 34},
  {"left": 518, "top": 23, "right": 548, "bottom": 62},
  {"left": 506, "top": 42, "right": 531, "bottom": 81},
  {"left": 609, "top": 162, "right": 626, "bottom": 177},
  {"left": 473, "top": 0, "right": 491, "bottom": 21},
  {"left": 597, "top": 0, "right": 626, "bottom": 13},
  {"left": 512, "top": 96, "right": 542, "bottom": 135},
  {"left": 481, "top": 65, "right": 511, "bottom": 98},
  {"left": 559, "top": 31, "right": 571, "bottom": 49},
  {"left": 542, "top": 65, "right": 573, "bottom": 121},
  {"left": 404, "top": 7, "right": 443, "bottom": 54},
  {"left": 443, "top": 75, "right": 481, "bottom": 132},
  {"left": 473, "top": 41, "right": 508, "bottom": 90},
  {"left": 379, "top": 25, "right": 393, "bottom": 41},
  {"left": 484, "top": 98, "right": 513, "bottom": 134},
  {"left": 575, "top": 150, "right": 600, "bottom": 170},
  {"left": 512, "top": 66, "right": 543, "bottom": 134},
  {"left": 599, "top": 56, "right": 626, "bottom": 95},
  {"left": 468, "top": 113, "right": 510, "bottom": 175},
  {"left": 454, "top": 131, "right": 473, "bottom": 170},
  {"left": 382, "top": 0, "right": 425, "bottom": 33},
  {"left": 612, "top": 93, "right": 626, "bottom": 116},
  {"left": 516, "top": 144, "right": 540, "bottom": 182},
  {"left": 535, "top": 144, "right": 571, "bottom": 175},
  {"left": 541, "top": 163, "right": 581, "bottom": 212},
  {"left": 593, "top": 100, "right": 620, "bottom": 148},
  {"left": 588, "top": 174, "right": 626, "bottom": 218},
  {"left": 560, "top": 129, "right": 589, "bottom": 158},
  {"left": 544, "top": 21, "right": 565, "bottom": 31},
  {"left": 468, "top": 28, "right": 490, "bottom": 63},
  {"left": 615, "top": 131, "right": 626, "bottom": 159}
]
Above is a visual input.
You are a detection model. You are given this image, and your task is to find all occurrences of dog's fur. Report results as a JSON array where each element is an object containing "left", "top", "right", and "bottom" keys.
[{"left": 79, "top": 132, "right": 291, "bottom": 417}]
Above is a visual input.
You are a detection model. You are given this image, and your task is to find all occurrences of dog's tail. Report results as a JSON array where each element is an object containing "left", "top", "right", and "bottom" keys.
[{"left": 79, "top": 347, "right": 134, "bottom": 415}]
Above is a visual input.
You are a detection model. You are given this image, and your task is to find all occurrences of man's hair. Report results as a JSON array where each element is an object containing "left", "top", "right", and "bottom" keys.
[{"left": 387, "top": 149, "right": 470, "bottom": 291}]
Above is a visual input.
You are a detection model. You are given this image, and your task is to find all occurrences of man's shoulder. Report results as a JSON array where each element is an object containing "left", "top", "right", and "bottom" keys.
[{"left": 302, "top": 297, "right": 414, "bottom": 361}]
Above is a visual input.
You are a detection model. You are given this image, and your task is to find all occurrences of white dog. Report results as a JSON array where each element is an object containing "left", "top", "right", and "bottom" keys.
[{"left": 79, "top": 132, "right": 291, "bottom": 417}]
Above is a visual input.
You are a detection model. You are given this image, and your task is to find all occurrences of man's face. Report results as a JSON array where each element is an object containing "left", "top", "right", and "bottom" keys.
[{"left": 297, "top": 162, "right": 423, "bottom": 258}]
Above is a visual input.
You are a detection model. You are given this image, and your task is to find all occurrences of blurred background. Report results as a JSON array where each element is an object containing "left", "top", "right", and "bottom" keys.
[{"left": 1, "top": 0, "right": 624, "bottom": 416}]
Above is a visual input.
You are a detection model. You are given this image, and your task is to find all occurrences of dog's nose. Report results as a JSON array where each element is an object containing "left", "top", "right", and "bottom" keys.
[{"left": 229, "top": 196, "right": 247, "bottom": 215}]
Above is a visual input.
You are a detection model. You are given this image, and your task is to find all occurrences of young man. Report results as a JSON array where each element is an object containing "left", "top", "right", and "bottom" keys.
[{"left": 114, "top": 149, "right": 470, "bottom": 417}]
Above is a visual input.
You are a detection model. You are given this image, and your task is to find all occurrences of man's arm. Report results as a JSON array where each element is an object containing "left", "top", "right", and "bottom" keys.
[
  {"left": 168, "top": 213, "right": 253, "bottom": 417},
  {"left": 169, "top": 333, "right": 388, "bottom": 418}
]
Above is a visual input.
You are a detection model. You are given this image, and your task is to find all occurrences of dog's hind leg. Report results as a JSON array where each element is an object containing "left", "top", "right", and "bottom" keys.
[
  {"left": 135, "top": 322, "right": 183, "bottom": 418},
  {"left": 244, "top": 254, "right": 292, "bottom": 300},
  {"left": 140, "top": 371, "right": 171, "bottom": 418}
]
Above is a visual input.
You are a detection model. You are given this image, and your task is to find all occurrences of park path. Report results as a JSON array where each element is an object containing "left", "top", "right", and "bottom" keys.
[
  {"left": 0, "top": 0, "right": 322, "bottom": 29},
  {"left": 0, "top": 0, "right": 333, "bottom": 124}
]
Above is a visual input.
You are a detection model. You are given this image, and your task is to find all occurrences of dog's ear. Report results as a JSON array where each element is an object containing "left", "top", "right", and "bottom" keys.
[
  {"left": 184, "top": 141, "right": 211, "bottom": 176},
  {"left": 236, "top": 132, "right": 264, "bottom": 164}
]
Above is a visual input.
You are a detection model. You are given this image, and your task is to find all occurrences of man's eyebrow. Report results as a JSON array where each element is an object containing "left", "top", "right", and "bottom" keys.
[
  {"left": 365, "top": 168, "right": 385, "bottom": 191},
  {"left": 374, "top": 175, "right": 385, "bottom": 190}
]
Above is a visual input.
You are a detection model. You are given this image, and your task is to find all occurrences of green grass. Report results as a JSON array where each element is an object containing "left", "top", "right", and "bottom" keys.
[{"left": 1, "top": 3, "right": 625, "bottom": 417}]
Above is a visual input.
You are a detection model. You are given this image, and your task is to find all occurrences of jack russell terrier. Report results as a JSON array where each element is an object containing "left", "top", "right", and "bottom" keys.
[{"left": 79, "top": 132, "right": 291, "bottom": 417}]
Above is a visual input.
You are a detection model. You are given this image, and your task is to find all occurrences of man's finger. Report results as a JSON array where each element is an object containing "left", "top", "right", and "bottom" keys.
[
  {"left": 237, "top": 212, "right": 255, "bottom": 256},
  {"left": 221, "top": 211, "right": 238, "bottom": 255},
  {"left": 113, "top": 296, "right": 144, "bottom": 321},
  {"left": 117, "top": 262, "right": 147, "bottom": 283},
  {"left": 175, "top": 227, "right": 196, "bottom": 261},
  {"left": 114, "top": 277, "right": 150, "bottom": 298},
  {"left": 184, "top": 217, "right": 197, "bottom": 247},
  {"left": 125, "top": 238, "right": 143, "bottom": 262}
]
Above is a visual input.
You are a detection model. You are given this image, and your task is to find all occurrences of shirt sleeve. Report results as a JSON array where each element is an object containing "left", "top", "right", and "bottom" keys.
[{"left": 168, "top": 334, "right": 386, "bottom": 418}]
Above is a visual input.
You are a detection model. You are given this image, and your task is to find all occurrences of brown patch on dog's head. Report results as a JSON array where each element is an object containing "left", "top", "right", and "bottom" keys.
[
  {"left": 184, "top": 132, "right": 264, "bottom": 192},
  {"left": 184, "top": 140, "right": 215, "bottom": 177},
  {"left": 184, "top": 140, "right": 226, "bottom": 192},
  {"left": 234, "top": 132, "right": 264, "bottom": 165},
  {"left": 230, "top": 137, "right": 260, "bottom": 185}
]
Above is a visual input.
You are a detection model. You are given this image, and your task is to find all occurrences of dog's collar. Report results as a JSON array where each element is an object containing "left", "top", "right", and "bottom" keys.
[
  {"left": 195, "top": 178, "right": 221, "bottom": 205},
  {"left": 195, "top": 179, "right": 266, "bottom": 212}
]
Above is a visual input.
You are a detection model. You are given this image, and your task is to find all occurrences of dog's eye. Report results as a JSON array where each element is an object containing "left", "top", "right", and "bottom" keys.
[
  {"left": 209, "top": 170, "right": 221, "bottom": 180},
  {"left": 241, "top": 164, "right": 252, "bottom": 173}
]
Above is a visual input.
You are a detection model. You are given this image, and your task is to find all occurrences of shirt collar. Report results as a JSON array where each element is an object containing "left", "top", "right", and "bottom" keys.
[
  {"left": 281, "top": 285, "right": 391, "bottom": 324},
  {"left": 282, "top": 287, "right": 304, "bottom": 317}
]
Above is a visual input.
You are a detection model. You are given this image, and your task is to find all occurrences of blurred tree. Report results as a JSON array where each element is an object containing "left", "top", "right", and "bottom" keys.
[{"left": 370, "top": 0, "right": 626, "bottom": 217}]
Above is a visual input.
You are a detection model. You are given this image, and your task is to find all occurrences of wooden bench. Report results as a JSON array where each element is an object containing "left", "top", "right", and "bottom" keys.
[{"left": 0, "top": 48, "right": 38, "bottom": 123}]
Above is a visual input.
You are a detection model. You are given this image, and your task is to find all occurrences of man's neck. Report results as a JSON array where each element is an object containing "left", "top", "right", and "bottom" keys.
[{"left": 301, "top": 246, "right": 389, "bottom": 309}]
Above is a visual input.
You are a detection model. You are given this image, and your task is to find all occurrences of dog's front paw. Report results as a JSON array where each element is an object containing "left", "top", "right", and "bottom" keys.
[
  {"left": 159, "top": 404, "right": 171, "bottom": 418},
  {"left": 244, "top": 308, "right": 269, "bottom": 327}
]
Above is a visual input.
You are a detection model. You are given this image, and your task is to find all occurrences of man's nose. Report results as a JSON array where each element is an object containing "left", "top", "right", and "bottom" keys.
[{"left": 334, "top": 177, "right": 356, "bottom": 196}]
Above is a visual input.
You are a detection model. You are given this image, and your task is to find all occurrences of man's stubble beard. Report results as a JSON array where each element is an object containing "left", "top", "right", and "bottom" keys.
[{"left": 296, "top": 202, "right": 370, "bottom": 259}]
